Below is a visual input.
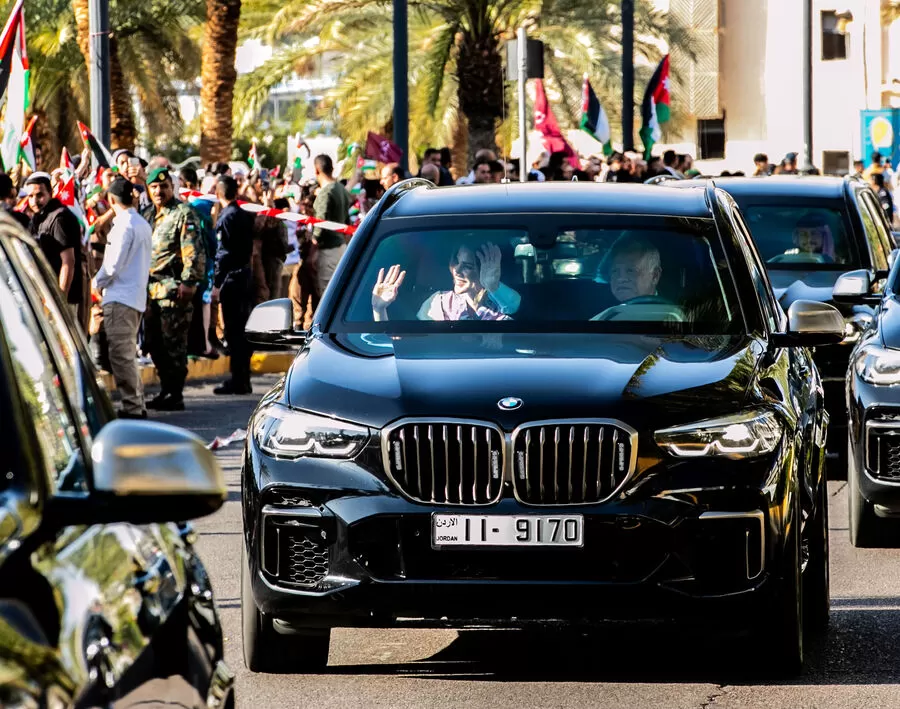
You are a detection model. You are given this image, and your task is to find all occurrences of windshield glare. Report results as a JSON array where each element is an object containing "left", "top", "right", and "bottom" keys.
[
  {"left": 340, "top": 221, "right": 743, "bottom": 335},
  {"left": 739, "top": 204, "right": 857, "bottom": 268}
]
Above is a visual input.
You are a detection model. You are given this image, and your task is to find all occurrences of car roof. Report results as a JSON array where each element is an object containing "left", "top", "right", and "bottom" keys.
[
  {"left": 383, "top": 181, "right": 713, "bottom": 219},
  {"left": 667, "top": 175, "right": 848, "bottom": 199}
]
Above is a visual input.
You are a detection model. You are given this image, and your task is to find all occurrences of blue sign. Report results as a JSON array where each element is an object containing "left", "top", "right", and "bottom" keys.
[{"left": 861, "top": 109, "right": 900, "bottom": 167}]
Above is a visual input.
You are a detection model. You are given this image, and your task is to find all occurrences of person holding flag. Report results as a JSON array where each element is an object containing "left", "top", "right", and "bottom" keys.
[{"left": 639, "top": 55, "right": 671, "bottom": 160}]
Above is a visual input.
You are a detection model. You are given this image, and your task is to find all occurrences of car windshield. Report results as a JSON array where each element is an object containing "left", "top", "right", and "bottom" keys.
[
  {"left": 337, "top": 217, "right": 744, "bottom": 335},
  {"left": 738, "top": 204, "right": 858, "bottom": 268}
]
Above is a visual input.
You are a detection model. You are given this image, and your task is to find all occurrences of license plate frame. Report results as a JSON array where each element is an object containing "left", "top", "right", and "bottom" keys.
[{"left": 431, "top": 514, "right": 584, "bottom": 548}]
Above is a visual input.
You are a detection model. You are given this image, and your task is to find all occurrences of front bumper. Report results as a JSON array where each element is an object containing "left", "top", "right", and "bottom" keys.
[
  {"left": 848, "top": 387, "right": 900, "bottom": 512},
  {"left": 243, "top": 443, "right": 793, "bottom": 629}
]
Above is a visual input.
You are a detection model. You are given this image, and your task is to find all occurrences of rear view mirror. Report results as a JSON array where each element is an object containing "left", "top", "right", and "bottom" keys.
[
  {"left": 773, "top": 299, "right": 845, "bottom": 347},
  {"left": 245, "top": 298, "right": 306, "bottom": 348},
  {"left": 833, "top": 269, "right": 872, "bottom": 302},
  {"left": 91, "top": 420, "right": 226, "bottom": 524}
]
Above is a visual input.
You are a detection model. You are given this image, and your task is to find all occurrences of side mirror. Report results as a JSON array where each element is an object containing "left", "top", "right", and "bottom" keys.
[
  {"left": 833, "top": 269, "right": 872, "bottom": 303},
  {"left": 772, "top": 299, "right": 845, "bottom": 347},
  {"left": 245, "top": 298, "right": 306, "bottom": 348},
  {"left": 89, "top": 420, "right": 226, "bottom": 524}
]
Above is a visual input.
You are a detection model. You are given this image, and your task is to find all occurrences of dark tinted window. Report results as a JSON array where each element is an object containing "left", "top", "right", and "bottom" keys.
[{"left": 739, "top": 204, "right": 857, "bottom": 268}]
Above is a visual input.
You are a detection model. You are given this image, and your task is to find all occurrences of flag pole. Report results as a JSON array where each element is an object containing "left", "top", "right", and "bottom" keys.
[
  {"left": 622, "top": 0, "right": 635, "bottom": 152},
  {"left": 517, "top": 27, "right": 528, "bottom": 183},
  {"left": 88, "top": 0, "right": 111, "bottom": 146}
]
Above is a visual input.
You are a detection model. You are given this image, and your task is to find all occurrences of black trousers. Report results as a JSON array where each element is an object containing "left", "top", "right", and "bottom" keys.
[{"left": 220, "top": 269, "right": 254, "bottom": 390}]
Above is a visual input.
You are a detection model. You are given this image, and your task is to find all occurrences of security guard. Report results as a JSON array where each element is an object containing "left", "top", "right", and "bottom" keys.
[{"left": 141, "top": 167, "right": 205, "bottom": 411}]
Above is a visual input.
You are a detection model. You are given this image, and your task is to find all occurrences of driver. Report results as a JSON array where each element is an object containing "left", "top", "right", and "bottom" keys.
[
  {"left": 785, "top": 215, "right": 835, "bottom": 262},
  {"left": 373, "top": 242, "right": 521, "bottom": 321},
  {"left": 591, "top": 236, "right": 676, "bottom": 321}
]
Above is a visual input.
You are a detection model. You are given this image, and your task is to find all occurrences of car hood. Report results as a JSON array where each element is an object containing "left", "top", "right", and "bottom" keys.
[
  {"left": 768, "top": 269, "right": 844, "bottom": 308},
  {"left": 284, "top": 333, "right": 762, "bottom": 429}
]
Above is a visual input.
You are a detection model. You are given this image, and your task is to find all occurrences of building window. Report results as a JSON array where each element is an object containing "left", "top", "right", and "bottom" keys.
[
  {"left": 822, "top": 10, "right": 850, "bottom": 61},
  {"left": 697, "top": 117, "right": 725, "bottom": 159},
  {"left": 822, "top": 150, "right": 851, "bottom": 175}
]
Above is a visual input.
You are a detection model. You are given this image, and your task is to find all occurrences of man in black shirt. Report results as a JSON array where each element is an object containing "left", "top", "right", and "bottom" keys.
[
  {"left": 25, "top": 173, "right": 83, "bottom": 315},
  {"left": 212, "top": 176, "right": 256, "bottom": 395}
]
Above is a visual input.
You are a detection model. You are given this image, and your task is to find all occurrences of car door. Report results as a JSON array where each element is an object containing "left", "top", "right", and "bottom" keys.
[
  {"left": 0, "top": 235, "right": 208, "bottom": 708},
  {"left": 726, "top": 198, "right": 824, "bottom": 496}
]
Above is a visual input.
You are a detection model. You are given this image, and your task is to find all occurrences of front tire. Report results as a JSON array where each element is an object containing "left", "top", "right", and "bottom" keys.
[
  {"left": 241, "top": 544, "right": 330, "bottom": 673},
  {"left": 849, "top": 440, "right": 882, "bottom": 548}
]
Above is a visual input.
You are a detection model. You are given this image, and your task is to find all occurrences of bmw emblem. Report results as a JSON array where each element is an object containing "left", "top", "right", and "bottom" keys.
[{"left": 498, "top": 397, "right": 523, "bottom": 411}]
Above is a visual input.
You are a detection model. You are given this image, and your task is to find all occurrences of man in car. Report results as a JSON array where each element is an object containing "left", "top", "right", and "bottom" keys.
[
  {"left": 591, "top": 236, "right": 683, "bottom": 321},
  {"left": 775, "top": 215, "right": 836, "bottom": 263},
  {"left": 373, "top": 242, "right": 520, "bottom": 321}
]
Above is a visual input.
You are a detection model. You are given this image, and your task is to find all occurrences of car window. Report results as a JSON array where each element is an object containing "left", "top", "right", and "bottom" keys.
[
  {"left": 726, "top": 202, "right": 781, "bottom": 332},
  {"left": 0, "top": 248, "right": 87, "bottom": 493},
  {"left": 740, "top": 204, "right": 857, "bottom": 268},
  {"left": 341, "top": 221, "right": 742, "bottom": 335},
  {"left": 859, "top": 192, "right": 891, "bottom": 272}
]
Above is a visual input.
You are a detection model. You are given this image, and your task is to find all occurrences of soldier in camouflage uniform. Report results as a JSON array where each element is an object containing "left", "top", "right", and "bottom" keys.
[{"left": 141, "top": 168, "right": 206, "bottom": 411}]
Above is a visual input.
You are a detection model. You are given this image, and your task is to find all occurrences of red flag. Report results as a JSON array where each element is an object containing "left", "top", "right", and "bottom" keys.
[
  {"left": 54, "top": 172, "right": 75, "bottom": 206},
  {"left": 365, "top": 131, "right": 403, "bottom": 164},
  {"left": 533, "top": 80, "right": 580, "bottom": 169}
]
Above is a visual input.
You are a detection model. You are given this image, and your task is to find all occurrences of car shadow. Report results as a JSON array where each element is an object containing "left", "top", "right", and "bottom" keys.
[{"left": 322, "top": 601, "right": 900, "bottom": 686}]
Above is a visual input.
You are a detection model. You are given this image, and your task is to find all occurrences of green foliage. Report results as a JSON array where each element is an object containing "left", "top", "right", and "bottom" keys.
[{"left": 238, "top": 0, "right": 679, "bottom": 159}]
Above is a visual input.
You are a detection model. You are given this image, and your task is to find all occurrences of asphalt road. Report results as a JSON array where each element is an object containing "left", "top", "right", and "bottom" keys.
[{"left": 157, "top": 377, "right": 900, "bottom": 709}]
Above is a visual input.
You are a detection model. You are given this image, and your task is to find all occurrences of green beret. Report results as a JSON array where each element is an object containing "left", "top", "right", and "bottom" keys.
[{"left": 147, "top": 167, "right": 171, "bottom": 184}]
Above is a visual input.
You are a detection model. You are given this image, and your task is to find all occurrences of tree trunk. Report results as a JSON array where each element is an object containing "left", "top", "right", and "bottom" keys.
[
  {"left": 72, "top": 0, "right": 91, "bottom": 67},
  {"left": 109, "top": 36, "right": 137, "bottom": 149},
  {"left": 456, "top": 32, "right": 504, "bottom": 171},
  {"left": 200, "top": 0, "right": 242, "bottom": 163}
]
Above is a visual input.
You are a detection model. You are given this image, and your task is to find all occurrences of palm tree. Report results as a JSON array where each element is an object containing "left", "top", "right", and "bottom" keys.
[
  {"left": 200, "top": 0, "right": 242, "bottom": 162},
  {"left": 11, "top": 0, "right": 203, "bottom": 157},
  {"left": 238, "top": 0, "right": 675, "bottom": 167}
]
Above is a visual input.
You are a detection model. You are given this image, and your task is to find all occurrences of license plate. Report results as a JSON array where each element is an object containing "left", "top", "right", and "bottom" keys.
[{"left": 432, "top": 514, "right": 584, "bottom": 547}]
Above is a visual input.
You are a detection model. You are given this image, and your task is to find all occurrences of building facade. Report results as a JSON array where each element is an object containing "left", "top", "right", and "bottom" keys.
[{"left": 666, "top": 0, "right": 893, "bottom": 174}]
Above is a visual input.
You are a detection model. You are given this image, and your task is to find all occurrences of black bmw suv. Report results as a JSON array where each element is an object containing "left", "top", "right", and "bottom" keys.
[{"left": 241, "top": 181, "right": 844, "bottom": 674}]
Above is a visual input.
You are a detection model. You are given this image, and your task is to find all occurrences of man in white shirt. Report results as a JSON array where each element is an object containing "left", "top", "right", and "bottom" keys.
[{"left": 93, "top": 178, "right": 153, "bottom": 418}]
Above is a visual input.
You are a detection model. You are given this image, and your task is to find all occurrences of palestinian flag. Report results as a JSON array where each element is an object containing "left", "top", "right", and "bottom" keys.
[
  {"left": 0, "top": 0, "right": 29, "bottom": 171},
  {"left": 580, "top": 75, "right": 613, "bottom": 157},
  {"left": 639, "top": 54, "right": 671, "bottom": 160},
  {"left": 77, "top": 121, "right": 113, "bottom": 169},
  {"left": 248, "top": 139, "right": 258, "bottom": 169}
]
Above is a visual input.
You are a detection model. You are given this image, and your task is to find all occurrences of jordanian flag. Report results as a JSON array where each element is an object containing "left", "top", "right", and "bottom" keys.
[
  {"left": 580, "top": 75, "right": 613, "bottom": 157},
  {"left": 77, "top": 120, "right": 113, "bottom": 183},
  {"left": 639, "top": 54, "right": 671, "bottom": 160},
  {"left": 292, "top": 136, "right": 303, "bottom": 171},
  {"left": 248, "top": 139, "right": 258, "bottom": 169},
  {"left": 0, "top": 0, "right": 29, "bottom": 171}
]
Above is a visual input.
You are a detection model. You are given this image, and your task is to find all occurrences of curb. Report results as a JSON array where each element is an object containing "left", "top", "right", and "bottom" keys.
[{"left": 100, "top": 351, "right": 296, "bottom": 391}]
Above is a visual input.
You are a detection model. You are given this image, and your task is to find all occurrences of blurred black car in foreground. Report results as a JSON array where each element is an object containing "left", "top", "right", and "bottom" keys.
[
  {"left": 667, "top": 176, "right": 898, "bottom": 472},
  {"left": 846, "top": 258, "right": 900, "bottom": 546},
  {"left": 0, "top": 216, "right": 233, "bottom": 708},
  {"left": 242, "top": 181, "right": 844, "bottom": 675}
]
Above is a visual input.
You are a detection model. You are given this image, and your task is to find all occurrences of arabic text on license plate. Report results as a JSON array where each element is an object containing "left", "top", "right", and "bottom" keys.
[{"left": 432, "top": 515, "right": 583, "bottom": 547}]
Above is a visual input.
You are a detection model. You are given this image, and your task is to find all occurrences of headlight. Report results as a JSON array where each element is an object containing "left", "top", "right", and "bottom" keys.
[
  {"left": 842, "top": 313, "right": 873, "bottom": 344},
  {"left": 654, "top": 409, "right": 783, "bottom": 460},
  {"left": 855, "top": 345, "right": 900, "bottom": 385},
  {"left": 253, "top": 405, "right": 370, "bottom": 459}
]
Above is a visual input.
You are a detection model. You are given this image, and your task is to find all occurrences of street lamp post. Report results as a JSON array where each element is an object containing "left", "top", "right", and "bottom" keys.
[
  {"left": 622, "top": 0, "right": 635, "bottom": 152},
  {"left": 88, "top": 0, "right": 111, "bottom": 146},
  {"left": 801, "top": 0, "right": 813, "bottom": 170},
  {"left": 392, "top": 0, "right": 409, "bottom": 174}
]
